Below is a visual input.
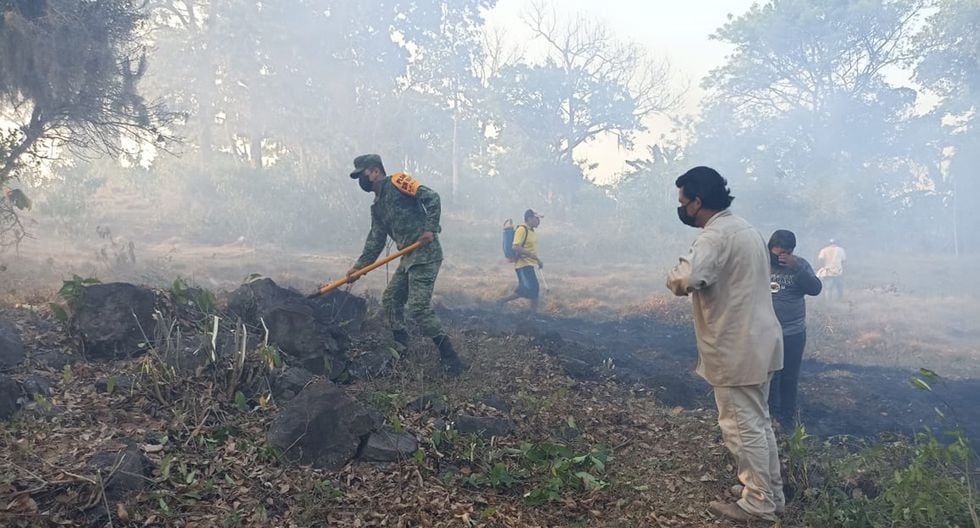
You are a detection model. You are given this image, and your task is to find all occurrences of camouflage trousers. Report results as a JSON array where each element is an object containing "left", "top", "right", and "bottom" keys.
[{"left": 382, "top": 260, "right": 444, "bottom": 337}]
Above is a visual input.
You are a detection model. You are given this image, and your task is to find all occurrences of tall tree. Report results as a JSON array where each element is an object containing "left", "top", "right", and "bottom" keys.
[
  {"left": 0, "top": 0, "right": 172, "bottom": 245},
  {"left": 401, "top": 0, "right": 495, "bottom": 199},
  {"left": 916, "top": 0, "right": 980, "bottom": 254},
  {"left": 517, "top": 1, "right": 679, "bottom": 166},
  {"left": 693, "top": 0, "right": 933, "bottom": 239},
  {"left": 485, "top": 2, "right": 678, "bottom": 210}
]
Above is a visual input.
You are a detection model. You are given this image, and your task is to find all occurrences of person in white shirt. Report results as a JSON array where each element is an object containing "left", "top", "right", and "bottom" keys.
[
  {"left": 667, "top": 166, "right": 785, "bottom": 523},
  {"left": 816, "top": 239, "right": 847, "bottom": 302}
]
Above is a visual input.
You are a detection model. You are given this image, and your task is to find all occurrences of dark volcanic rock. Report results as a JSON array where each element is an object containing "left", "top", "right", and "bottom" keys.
[
  {"left": 267, "top": 380, "right": 381, "bottom": 469},
  {"left": 73, "top": 283, "right": 156, "bottom": 360},
  {"left": 88, "top": 444, "right": 150, "bottom": 500},
  {"left": 479, "top": 395, "right": 512, "bottom": 413},
  {"left": 309, "top": 290, "right": 367, "bottom": 332},
  {"left": 0, "top": 375, "right": 19, "bottom": 420},
  {"left": 454, "top": 415, "right": 515, "bottom": 438},
  {"left": 227, "top": 279, "right": 355, "bottom": 380},
  {"left": 21, "top": 376, "right": 53, "bottom": 400},
  {"left": 407, "top": 394, "right": 449, "bottom": 415},
  {"left": 31, "top": 349, "right": 72, "bottom": 370},
  {"left": 346, "top": 348, "right": 394, "bottom": 380},
  {"left": 359, "top": 428, "right": 419, "bottom": 462},
  {"left": 0, "top": 319, "right": 25, "bottom": 368},
  {"left": 272, "top": 366, "right": 316, "bottom": 400},
  {"left": 160, "top": 334, "right": 211, "bottom": 371}
]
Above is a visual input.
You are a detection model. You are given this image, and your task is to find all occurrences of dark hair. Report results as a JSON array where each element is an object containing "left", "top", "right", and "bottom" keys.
[
  {"left": 768, "top": 229, "right": 797, "bottom": 250},
  {"left": 675, "top": 166, "right": 734, "bottom": 210}
]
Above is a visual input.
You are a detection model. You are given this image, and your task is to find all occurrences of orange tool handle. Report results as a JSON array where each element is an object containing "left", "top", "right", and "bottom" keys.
[{"left": 310, "top": 241, "right": 423, "bottom": 297}]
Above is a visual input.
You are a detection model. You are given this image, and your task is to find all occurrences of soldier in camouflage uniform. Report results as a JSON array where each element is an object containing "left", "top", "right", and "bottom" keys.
[{"left": 346, "top": 154, "right": 465, "bottom": 375}]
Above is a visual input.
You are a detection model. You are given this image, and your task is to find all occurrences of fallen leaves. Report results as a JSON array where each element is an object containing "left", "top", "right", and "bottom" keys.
[
  {"left": 0, "top": 306, "right": 744, "bottom": 528},
  {"left": 4, "top": 494, "right": 37, "bottom": 514}
]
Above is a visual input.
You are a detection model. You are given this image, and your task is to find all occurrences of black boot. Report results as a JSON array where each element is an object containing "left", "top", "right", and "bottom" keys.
[{"left": 432, "top": 335, "right": 465, "bottom": 376}]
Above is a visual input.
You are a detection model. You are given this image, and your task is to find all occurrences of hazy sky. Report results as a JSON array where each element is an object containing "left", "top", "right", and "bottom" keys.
[{"left": 485, "top": 0, "right": 760, "bottom": 182}]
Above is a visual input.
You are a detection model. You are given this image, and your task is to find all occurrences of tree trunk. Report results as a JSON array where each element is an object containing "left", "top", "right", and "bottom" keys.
[
  {"left": 451, "top": 108, "right": 459, "bottom": 200},
  {"left": 952, "top": 172, "right": 960, "bottom": 257},
  {"left": 187, "top": 1, "right": 215, "bottom": 164},
  {"left": 249, "top": 85, "right": 263, "bottom": 170},
  {"left": 0, "top": 106, "right": 46, "bottom": 184}
]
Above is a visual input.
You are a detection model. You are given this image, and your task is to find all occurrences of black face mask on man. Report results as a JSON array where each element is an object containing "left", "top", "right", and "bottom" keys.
[
  {"left": 677, "top": 201, "right": 699, "bottom": 227},
  {"left": 770, "top": 252, "right": 781, "bottom": 268},
  {"left": 358, "top": 173, "right": 374, "bottom": 193}
]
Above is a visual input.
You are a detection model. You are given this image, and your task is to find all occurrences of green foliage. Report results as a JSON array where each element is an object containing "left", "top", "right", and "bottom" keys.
[
  {"left": 694, "top": 0, "right": 945, "bottom": 245},
  {"left": 461, "top": 441, "right": 612, "bottom": 505},
  {"left": 60, "top": 364, "right": 73, "bottom": 385},
  {"left": 462, "top": 462, "right": 525, "bottom": 490},
  {"left": 32, "top": 392, "right": 52, "bottom": 413},
  {"left": 255, "top": 345, "right": 281, "bottom": 371},
  {"left": 233, "top": 391, "right": 248, "bottom": 412},
  {"left": 311, "top": 479, "right": 344, "bottom": 500},
  {"left": 0, "top": 0, "right": 172, "bottom": 189},
  {"left": 362, "top": 391, "right": 402, "bottom": 415},
  {"left": 798, "top": 429, "right": 977, "bottom": 528},
  {"left": 171, "top": 277, "right": 217, "bottom": 316},
  {"left": 790, "top": 367, "right": 979, "bottom": 527},
  {"left": 57, "top": 274, "right": 100, "bottom": 309},
  {"left": 48, "top": 303, "right": 68, "bottom": 323}
]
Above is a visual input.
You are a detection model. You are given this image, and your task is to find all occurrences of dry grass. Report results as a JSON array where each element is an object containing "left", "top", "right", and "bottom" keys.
[{"left": 2, "top": 230, "right": 978, "bottom": 379}]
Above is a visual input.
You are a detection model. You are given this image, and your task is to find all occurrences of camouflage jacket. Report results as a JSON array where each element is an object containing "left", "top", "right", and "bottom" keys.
[{"left": 354, "top": 174, "right": 443, "bottom": 269}]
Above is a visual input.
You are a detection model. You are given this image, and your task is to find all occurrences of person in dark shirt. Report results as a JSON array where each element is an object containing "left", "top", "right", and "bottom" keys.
[{"left": 767, "top": 230, "right": 822, "bottom": 428}]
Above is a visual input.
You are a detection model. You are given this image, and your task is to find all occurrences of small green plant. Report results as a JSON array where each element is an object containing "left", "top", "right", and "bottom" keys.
[
  {"left": 256, "top": 345, "right": 282, "bottom": 370},
  {"left": 171, "top": 277, "right": 217, "bottom": 315},
  {"left": 234, "top": 391, "right": 248, "bottom": 412},
  {"left": 60, "top": 364, "right": 74, "bottom": 385},
  {"left": 311, "top": 479, "right": 344, "bottom": 500},
  {"left": 431, "top": 427, "right": 456, "bottom": 450},
  {"left": 222, "top": 512, "right": 244, "bottom": 528},
  {"left": 462, "top": 462, "right": 525, "bottom": 490},
  {"left": 57, "top": 275, "right": 100, "bottom": 309},
  {"left": 461, "top": 441, "right": 612, "bottom": 505},
  {"left": 32, "top": 393, "right": 53, "bottom": 412},
  {"left": 256, "top": 445, "right": 282, "bottom": 464},
  {"left": 159, "top": 455, "right": 174, "bottom": 481},
  {"left": 49, "top": 303, "right": 68, "bottom": 323},
  {"left": 791, "top": 368, "right": 979, "bottom": 528}
]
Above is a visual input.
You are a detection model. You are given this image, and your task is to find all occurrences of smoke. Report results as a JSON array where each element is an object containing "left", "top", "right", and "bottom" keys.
[{"left": 1, "top": 0, "right": 977, "bottom": 435}]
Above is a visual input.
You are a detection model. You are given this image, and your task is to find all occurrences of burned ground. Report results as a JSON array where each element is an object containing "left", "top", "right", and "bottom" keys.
[
  {"left": 0, "top": 241, "right": 976, "bottom": 526},
  {"left": 441, "top": 306, "right": 980, "bottom": 443}
]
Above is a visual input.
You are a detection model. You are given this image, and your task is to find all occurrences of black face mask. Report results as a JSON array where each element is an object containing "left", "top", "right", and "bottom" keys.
[
  {"left": 677, "top": 204, "right": 698, "bottom": 227},
  {"left": 770, "top": 253, "right": 781, "bottom": 268},
  {"left": 358, "top": 174, "right": 374, "bottom": 193}
]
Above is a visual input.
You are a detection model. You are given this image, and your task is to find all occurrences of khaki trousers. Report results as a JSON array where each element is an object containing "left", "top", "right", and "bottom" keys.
[{"left": 713, "top": 378, "right": 785, "bottom": 519}]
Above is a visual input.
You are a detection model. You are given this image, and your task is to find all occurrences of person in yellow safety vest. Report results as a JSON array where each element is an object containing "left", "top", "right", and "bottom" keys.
[{"left": 497, "top": 209, "right": 543, "bottom": 312}]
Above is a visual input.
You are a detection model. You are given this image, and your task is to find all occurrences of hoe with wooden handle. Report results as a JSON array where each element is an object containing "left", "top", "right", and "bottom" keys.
[{"left": 309, "top": 241, "right": 422, "bottom": 298}]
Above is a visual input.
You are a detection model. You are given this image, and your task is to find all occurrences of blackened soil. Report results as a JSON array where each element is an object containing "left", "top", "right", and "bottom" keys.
[{"left": 440, "top": 307, "right": 980, "bottom": 442}]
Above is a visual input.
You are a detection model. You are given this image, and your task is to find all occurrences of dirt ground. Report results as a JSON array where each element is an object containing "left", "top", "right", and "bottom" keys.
[
  {"left": 0, "top": 229, "right": 977, "bottom": 526},
  {"left": 3, "top": 230, "right": 978, "bottom": 442}
]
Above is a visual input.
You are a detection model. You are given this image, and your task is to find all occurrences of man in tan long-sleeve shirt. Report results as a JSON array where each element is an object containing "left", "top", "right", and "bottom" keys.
[{"left": 667, "top": 166, "right": 785, "bottom": 523}]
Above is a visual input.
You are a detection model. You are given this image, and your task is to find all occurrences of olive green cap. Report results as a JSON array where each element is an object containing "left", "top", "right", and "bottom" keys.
[{"left": 349, "top": 154, "right": 383, "bottom": 178}]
